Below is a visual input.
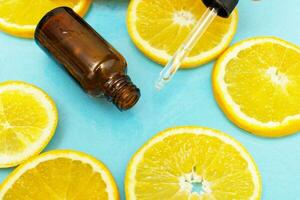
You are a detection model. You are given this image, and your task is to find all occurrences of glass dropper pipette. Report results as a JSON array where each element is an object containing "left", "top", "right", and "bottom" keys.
[
  {"left": 155, "top": 7, "right": 218, "bottom": 90},
  {"left": 155, "top": 0, "right": 239, "bottom": 90}
]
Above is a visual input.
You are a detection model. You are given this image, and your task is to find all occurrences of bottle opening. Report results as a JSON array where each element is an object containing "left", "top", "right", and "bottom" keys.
[{"left": 104, "top": 75, "right": 140, "bottom": 111}]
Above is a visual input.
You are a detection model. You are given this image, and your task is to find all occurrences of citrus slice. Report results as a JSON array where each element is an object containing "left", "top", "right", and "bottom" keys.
[
  {"left": 0, "top": 81, "right": 58, "bottom": 168},
  {"left": 0, "top": 150, "right": 120, "bottom": 199},
  {"left": 213, "top": 37, "right": 300, "bottom": 137},
  {"left": 126, "top": 126, "right": 261, "bottom": 200},
  {"left": 0, "top": 0, "right": 92, "bottom": 38},
  {"left": 127, "top": 0, "right": 238, "bottom": 68}
]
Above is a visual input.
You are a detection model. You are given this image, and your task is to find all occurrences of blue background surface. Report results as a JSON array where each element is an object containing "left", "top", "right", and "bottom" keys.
[{"left": 0, "top": 0, "right": 300, "bottom": 199}]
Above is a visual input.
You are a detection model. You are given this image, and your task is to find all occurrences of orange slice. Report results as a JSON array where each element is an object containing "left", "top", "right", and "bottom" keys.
[
  {"left": 127, "top": 0, "right": 238, "bottom": 68},
  {"left": 213, "top": 37, "right": 300, "bottom": 137},
  {"left": 0, "top": 150, "right": 120, "bottom": 199},
  {"left": 0, "top": 0, "right": 92, "bottom": 38},
  {"left": 0, "top": 81, "right": 58, "bottom": 168},
  {"left": 126, "top": 126, "right": 261, "bottom": 199}
]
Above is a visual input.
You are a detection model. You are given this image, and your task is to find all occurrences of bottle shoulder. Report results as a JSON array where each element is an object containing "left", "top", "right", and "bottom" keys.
[{"left": 94, "top": 55, "right": 127, "bottom": 78}]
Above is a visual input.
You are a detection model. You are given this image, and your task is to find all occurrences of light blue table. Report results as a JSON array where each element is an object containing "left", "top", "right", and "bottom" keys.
[{"left": 1, "top": 0, "right": 300, "bottom": 199}]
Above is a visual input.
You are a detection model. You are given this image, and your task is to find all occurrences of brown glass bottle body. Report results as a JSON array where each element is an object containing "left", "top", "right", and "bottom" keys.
[{"left": 35, "top": 7, "right": 140, "bottom": 110}]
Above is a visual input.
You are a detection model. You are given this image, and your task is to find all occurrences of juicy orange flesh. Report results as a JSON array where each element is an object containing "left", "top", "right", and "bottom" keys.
[
  {"left": 134, "top": 134, "right": 254, "bottom": 199},
  {"left": 224, "top": 42, "right": 300, "bottom": 122},
  {"left": 0, "top": 0, "right": 81, "bottom": 26},
  {"left": 3, "top": 158, "right": 108, "bottom": 199},
  {"left": 135, "top": 0, "right": 234, "bottom": 57},
  {"left": 0, "top": 90, "right": 49, "bottom": 156}
]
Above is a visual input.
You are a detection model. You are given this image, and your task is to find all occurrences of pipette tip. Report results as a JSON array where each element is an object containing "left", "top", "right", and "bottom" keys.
[{"left": 155, "top": 78, "right": 167, "bottom": 90}]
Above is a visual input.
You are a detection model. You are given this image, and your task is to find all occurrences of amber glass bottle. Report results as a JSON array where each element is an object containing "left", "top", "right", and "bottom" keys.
[{"left": 35, "top": 7, "right": 140, "bottom": 110}]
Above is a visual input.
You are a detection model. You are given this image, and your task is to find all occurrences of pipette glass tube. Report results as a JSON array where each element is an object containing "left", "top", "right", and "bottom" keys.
[{"left": 155, "top": 7, "right": 218, "bottom": 90}]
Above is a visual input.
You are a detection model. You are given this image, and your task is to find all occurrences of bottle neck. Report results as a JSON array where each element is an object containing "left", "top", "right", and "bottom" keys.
[{"left": 103, "top": 74, "right": 140, "bottom": 111}]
